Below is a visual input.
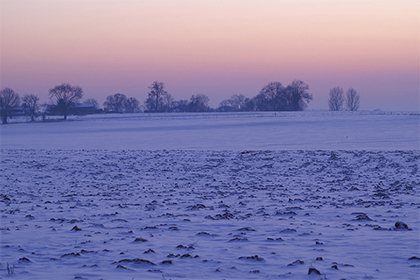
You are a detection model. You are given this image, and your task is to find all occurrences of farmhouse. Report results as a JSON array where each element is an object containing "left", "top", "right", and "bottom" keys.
[
  {"left": 0, "top": 105, "right": 26, "bottom": 117},
  {"left": 45, "top": 102, "right": 97, "bottom": 116}
]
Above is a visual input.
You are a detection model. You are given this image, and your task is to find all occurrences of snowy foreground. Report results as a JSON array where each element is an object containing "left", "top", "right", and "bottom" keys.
[
  {"left": 0, "top": 112, "right": 419, "bottom": 279},
  {"left": 1, "top": 149, "right": 419, "bottom": 279}
]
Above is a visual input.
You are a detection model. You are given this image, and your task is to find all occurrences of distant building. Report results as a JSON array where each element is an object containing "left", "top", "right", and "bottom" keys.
[
  {"left": 45, "top": 103, "right": 96, "bottom": 116},
  {"left": 69, "top": 103, "right": 96, "bottom": 115},
  {"left": 0, "top": 106, "right": 26, "bottom": 117}
]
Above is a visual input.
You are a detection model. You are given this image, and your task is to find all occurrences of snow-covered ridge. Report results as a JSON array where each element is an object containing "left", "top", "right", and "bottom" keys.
[
  {"left": 1, "top": 149, "right": 419, "bottom": 279},
  {"left": 1, "top": 111, "right": 419, "bottom": 150},
  {"left": 4, "top": 110, "right": 419, "bottom": 124}
]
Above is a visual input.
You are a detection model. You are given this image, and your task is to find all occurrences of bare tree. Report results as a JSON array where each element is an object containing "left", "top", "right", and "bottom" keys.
[
  {"left": 49, "top": 83, "right": 83, "bottom": 120},
  {"left": 0, "top": 88, "right": 20, "bottom": 124},
  {"left": 218, "top": 94, "right": 252, "bottom": 112},
  {"left": 242, "top": 97, "right": 255, "bottom": 111},
  {"left": 188, "top": 94, "right": 210, "bottom": 112},
  {"left": 285, "top": 80, "right": 312, "bottom": 111},
  {"left": 328, "top": 86, "right": 344, "bottom": 111},
  {"left": 173, "top": 99, "right": 189, "bottom": 112},
  {"left": 218, "top": 98, "right": 235, "bottom": 112},
  {"left": 124, "top": 97, "right": 140, "bottom": 113},
  {"left": 230, "top": 94, "right": 246, "bottom": 111},
  {"left": 346, "top": 88, "right": 360, "bottom": 111},
  {"left": 22, "top": 94, "right": 40, "bottom": 121},
  {"left": 103, "top": 93, "right": 127, "bottom": 113},
  {"left": 255, "top": 82, "right": 286, "bottom": 111},
  {"left": 144, "top": 81, "right": 169, "bottom": 112},
  {"left": 162, "top": 92, "right": 175, "bottom": 112},
  {"left": 84, "top": 98, "right": 100, "bottom": 110}
]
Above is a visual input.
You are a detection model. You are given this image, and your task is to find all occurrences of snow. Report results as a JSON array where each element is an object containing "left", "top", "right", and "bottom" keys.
[
  {"left": 0, "top": 112, "right": 419, "bottom": 279},
  {"left": 1, "top": 111, "right": 419, "bottom": 150}
]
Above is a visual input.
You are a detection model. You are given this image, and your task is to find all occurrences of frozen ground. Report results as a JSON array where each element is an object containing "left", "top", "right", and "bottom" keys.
[
  {"left": 0, "top": 150, "right": 419, "bottom": 279},
  {"left": 0, "top": 112, "right": 419, "bottom": 279}
]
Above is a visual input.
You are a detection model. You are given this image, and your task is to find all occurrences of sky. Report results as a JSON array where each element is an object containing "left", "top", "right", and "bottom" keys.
[{"left": 1, "top": 0, "right": 419, "bottom": 111}]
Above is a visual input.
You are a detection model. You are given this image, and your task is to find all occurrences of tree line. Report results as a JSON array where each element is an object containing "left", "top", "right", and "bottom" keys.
[
  {"left": 0, "top": 80, "right": 360, "bottom": 124},
  {"left": 328, "top": 86, "right": 360, "bottom": 111}
]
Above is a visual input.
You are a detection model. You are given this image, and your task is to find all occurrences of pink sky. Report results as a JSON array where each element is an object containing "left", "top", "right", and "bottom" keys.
[{"left": 1, "top": 0, "right": 419, "bottom": 110}]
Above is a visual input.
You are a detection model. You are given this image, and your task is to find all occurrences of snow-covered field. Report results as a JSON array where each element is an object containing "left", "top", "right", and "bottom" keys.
[
  {"left": 1, "top": 111, "right": 419, "bottom": 150},
  {"left": 1, "top": 112, "right": 419, "bottom": 279}
]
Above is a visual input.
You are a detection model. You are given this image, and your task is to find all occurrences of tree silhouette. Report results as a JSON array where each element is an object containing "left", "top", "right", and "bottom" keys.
[
  {"left": 0, "top": 88, "right": 20, "bottom": 124},
  {"left": 103, "top": 93, "right": 127, "bottom": 113},
  {"left": 255, "top": 82, "right": 287, "bottom": 111},
  {"left": 328, "top": 86, "right": 344, "bottom": 111},
  {"left": 188, "top": 94, "right": 210, "bottom": 112},
  {"left": 49, "top": 83, "right": 83, "bottom": 120},
  {"left": 144, "top": 81, "right": 172, "bottom": 112},
  {"left": 173, "top": 99, "right": 189, "bottom": 112},
  {"left": 124, "top": 97, "right": 140, "bottom": 113},
  {"left": 84, "top": 98, "right": 100, "bottom": 110},
  {"left": 22, "top": 94, "right": 40, "bottom": 121},
  {"left": 285, "top": 80, "right": 312, "bottom": 111},
  {"left": 346, "top": 88, "right": 360, "bottom": 111},
  {"left": 218, "top": 94, "right": 249, "bottom": 112}
]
